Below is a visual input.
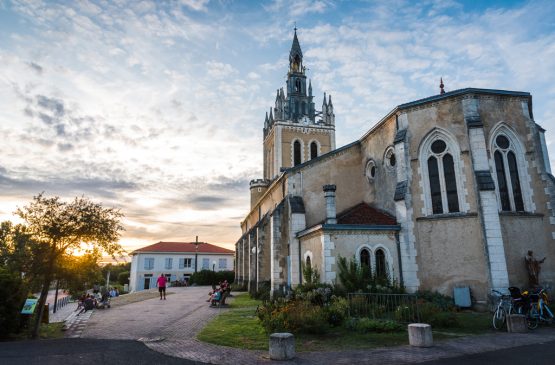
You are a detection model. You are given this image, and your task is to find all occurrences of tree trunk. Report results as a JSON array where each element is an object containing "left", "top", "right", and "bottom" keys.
[
  {"left": 31, "top": 274, "right": 51, "bottom": 339},
  {"left": 31, "top": 248, "right": 57, "bottom": 339}
]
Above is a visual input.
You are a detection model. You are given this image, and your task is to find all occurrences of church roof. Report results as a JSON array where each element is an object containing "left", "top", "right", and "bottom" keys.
[
  {"left": 132, "top": 241, "right": 234, "bottom": 255},
  {"left": 336, "top": 203, "right": 397, "bottom": 225}
]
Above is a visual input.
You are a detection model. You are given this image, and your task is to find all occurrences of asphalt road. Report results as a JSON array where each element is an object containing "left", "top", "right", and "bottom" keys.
[
  {"left": 3, "top": 338, "right": 555, "bottom": 365},
  {"left": 419, "top": 339, "right": 555, "bottom": 365},
  {"left": 0, "top": 338, "right": 198, "bottom": 365}
]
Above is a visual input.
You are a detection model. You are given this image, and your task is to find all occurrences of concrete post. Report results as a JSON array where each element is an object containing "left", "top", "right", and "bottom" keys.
[
  {"left": 269, "top": 333, "right": 295, "bottom": 360},
  {"left": 408, "top": 323, "right": 433, "bottom": 347},
  {"left": 507, "top": 314, "right": 528, "bottom": 333}
]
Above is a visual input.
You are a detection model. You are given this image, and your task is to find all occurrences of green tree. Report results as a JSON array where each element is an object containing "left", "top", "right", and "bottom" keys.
[
  {"left": 117, "top": 271, "right": 130, "bottom": 285},
  {"left": 58, "top": 250, "right": 103, "bottom": 295},
  {"left": 337, "top": 255, "right": 372, "bottom": 293},
  {"left": 16, "top": 193, "right": 124, "bottom": 338}
]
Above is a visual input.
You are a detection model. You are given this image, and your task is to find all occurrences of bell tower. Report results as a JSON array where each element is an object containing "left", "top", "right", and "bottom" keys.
[{"left": 260, "top": 28, "right": 336, "bottom": 183}]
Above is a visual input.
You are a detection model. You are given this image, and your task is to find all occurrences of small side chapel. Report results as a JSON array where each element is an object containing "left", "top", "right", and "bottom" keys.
[{"left": 235, "top": 30, "right": 555, "bottom": 305}]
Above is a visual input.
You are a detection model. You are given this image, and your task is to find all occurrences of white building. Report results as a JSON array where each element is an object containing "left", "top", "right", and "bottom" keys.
[{"left": 129, "top": 241, "right": 235, "bottom": 292}]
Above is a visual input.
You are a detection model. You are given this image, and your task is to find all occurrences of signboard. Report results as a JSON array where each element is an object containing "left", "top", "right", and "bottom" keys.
[{"left": 21, "top": 298, "right": 38, "bottom": 314}]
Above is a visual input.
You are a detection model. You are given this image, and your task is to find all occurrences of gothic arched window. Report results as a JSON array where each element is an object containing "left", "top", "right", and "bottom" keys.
[
  {"left": 492, "top": 132, "right": 526, "bottom": 212},
  {"left": 306, "top": 255, "right": 311, "bottom": 270},
  {"left": 375, "top": 249, "right": 386, "bottom": 278},
  {"left": 310, "top": 142, "right": 318, "bottom": 159},
  {"left": 295, "top": 79, "right": 301, "bottom": 92},
  {"left": 419, "top": 129, "right": 465, "bottom": 216},
  {"left": 293, "top": 140, "right": 302, "bottom": 166},
  {"left": 360, "top": 248, "right": 371, "bottom": 269}
]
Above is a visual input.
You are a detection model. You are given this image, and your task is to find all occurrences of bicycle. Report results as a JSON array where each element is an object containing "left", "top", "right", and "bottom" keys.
[
  {"left": 491, "top": 289, "right": 515, "bottom": 330},
  {"left": 525, "top": 288, "right": 554, "bottom": 329}
]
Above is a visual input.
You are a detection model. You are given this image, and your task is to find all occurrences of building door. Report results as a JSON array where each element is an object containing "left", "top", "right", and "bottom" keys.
[{"left": 143, "top": 277, "right": 151, "bottom": 290}]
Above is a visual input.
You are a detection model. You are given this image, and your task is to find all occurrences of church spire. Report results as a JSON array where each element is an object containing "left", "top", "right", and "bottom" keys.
[{"left": 289, "top": 27, "right": 303, "bottom": 74}]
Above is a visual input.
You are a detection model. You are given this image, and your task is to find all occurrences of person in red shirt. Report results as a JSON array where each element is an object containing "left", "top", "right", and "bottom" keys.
[{"left": 157, "top": 274, "right": 167, "bottom": 300}]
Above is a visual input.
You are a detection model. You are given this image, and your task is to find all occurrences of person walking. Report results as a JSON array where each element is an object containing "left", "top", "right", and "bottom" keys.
[{"left": 157, "top": 273, "right": 167, "bottom": 300}]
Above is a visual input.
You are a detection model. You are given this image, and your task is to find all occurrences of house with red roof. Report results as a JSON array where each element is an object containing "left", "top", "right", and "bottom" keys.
[{"left": 129, "top": 241, "right": 234, "bottom": 292}]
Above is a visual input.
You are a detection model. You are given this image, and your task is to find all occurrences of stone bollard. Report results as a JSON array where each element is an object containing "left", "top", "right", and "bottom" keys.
[
  {"left": 408, "top": 323, "right": 433, "bottom": 347},
  {"left": 507, "top": 314, "right": 528, "bottom": 333},
  {"left": 269, "top": 332, "right": 295, "bottom": 360}
]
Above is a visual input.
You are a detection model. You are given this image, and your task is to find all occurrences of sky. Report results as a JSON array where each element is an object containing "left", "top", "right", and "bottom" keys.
[{"left": 1, "top": 0, "right": 555, "bottom": 255}]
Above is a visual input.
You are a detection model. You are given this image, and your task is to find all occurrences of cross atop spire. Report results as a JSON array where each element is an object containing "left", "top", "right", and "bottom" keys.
[{"left": 440, "top": 77, "right": 445, "bottom": 95}]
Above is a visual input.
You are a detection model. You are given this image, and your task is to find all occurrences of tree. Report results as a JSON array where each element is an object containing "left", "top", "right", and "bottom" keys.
[
  {"left": 16, "top": 193, "right": 124, "bottom": 338},
  {"left": 58, "top": 250, "right": 103, "bottom": 296},
  {"left": 117, "top": 271, "right": 130, "bottom": 285}
]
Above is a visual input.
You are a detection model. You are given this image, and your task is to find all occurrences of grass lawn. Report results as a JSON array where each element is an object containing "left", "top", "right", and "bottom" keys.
[{"left": 197, "top": 293, "right": 493, "bottom": 352}]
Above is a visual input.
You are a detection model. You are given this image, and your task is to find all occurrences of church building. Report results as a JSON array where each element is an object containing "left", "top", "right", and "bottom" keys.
[{"left": 235, "top": 30, "right": 555, "bottom": 306}]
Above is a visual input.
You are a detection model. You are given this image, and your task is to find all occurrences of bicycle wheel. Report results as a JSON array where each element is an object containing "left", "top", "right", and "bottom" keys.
[
  {"left": 492, "top": 307, "right": 506, "bottom": 330},
  {"left": 527, "top": 306, "right": 539, "bottom": 329}
]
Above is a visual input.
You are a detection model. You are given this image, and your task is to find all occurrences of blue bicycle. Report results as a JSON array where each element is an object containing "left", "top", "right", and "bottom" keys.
[{"left": 525, "top": 288, "right": 554, "bottom": 329}]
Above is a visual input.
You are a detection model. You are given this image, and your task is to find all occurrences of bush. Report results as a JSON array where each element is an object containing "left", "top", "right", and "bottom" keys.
[
  {"left": 0, "top": 267, "right": 27, "bottom": 338},
  {"left": 345, "top": 317, "right": 402, "bottom": 333},
  {"left": 256, "top": 299, "right": 328, "bottom": 334},
  {"left": 293, "top": 285, "right": 333, "bottom": 305},
  {"left": 325, "top": 296, "right": 349, "bottom": 326},
  {"left": 251, "top": 281, "right": 271, "bottom": 301},
  {"left": 336, "top": 256, "right": 405, "bottom": 294},
  {"left": 417, "top": 301, "right": 459, "bottom": 328},
  {"left": 189, "top": 270, "right": 235, "bottom": 286},
  {"left": 416, "top": 290, "right": 454, "bottom": 311}
]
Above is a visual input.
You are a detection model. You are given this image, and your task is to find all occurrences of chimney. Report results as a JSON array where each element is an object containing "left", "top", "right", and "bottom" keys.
[{"left": 323, "top": 184, "right": 337, "bottom": 224}]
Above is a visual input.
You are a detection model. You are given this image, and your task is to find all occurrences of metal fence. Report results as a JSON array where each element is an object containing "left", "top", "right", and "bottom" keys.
[
  {"left": 52, "top": 296, "right": 71, "bottom": 313},
  {"left": 347, "top": 293, "right": 420, "bottom": 323}
]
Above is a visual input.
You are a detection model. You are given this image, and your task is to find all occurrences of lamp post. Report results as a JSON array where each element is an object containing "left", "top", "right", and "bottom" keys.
[
  {"left": 195, "top": 236, "right": 199, "bottom": 273},
  {"left": 212, "top": 260, "right": 216, "bottom": 272}
]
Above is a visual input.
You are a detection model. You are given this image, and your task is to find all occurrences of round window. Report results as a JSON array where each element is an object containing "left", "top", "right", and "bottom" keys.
[
  {"left": 384, "top": 147, "right": 396, "bottom": 170},
  {"left": 365, "top": 160, "right": 376, "bottom": 182},
  {"left": 496, "top": 135, "right": 510, "bottom": 149},
  {"left": 431, "top": 140, "right": 447, "bottom": 154}
]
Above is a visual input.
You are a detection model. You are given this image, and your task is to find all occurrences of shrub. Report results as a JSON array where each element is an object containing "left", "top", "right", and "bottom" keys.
[
  {"left": 0, "top": 267, "right": 27, "bottom": 338},
  {"left": 251, "top": 281, "right": 271, "bottom": 301},
  {"left": 336, "top": 256, "right": 405, "bottom": 294},
  {"left": 256, "top": 299, "right": 328, "bottom": 334},
  {"left": 293, "top": 285, "right": 333, "bottom": 305},
  {"left": 189, "top": 270, "right": 235, "bottom": 286},
  {"left": 325, "top": 296, "right": 349, "bottom": 326},
  {"left": 417, "top": 301, "right": 459, "bottom": 328},
  {"left": 416, "top": 290, "right": 454, "bottom": 311},
  {"left": 345, "top": 317, "right": 402, "bottom": 333}
]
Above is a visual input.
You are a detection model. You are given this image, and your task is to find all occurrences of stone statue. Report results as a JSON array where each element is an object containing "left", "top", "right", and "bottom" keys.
[{"left": 525, "top": 250, "right": 546, "bottom": 287}]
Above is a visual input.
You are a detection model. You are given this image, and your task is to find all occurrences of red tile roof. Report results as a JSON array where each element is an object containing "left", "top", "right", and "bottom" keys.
[
  {"left": 336, "top": 203, "right": 397, "bottom": 225},
  {"left": 132, "top": 241, "right": 234, "bottom": 255}
]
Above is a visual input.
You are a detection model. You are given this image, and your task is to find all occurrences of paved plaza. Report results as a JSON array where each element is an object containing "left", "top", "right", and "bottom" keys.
[{"left": 53, "top": 286, "right": 555, "bottom": 364}]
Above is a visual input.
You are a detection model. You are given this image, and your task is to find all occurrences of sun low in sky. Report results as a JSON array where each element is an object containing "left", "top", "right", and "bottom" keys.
[{"left": 1, "top": 0, "right": 554, "bottom": 253}]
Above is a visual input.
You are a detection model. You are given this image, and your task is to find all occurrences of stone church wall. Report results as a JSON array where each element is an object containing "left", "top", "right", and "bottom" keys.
[
  {"left": 359, "top": 115, "right": 398, "bottom": 214},
  {"left": 288, "top": 143, "right": 364, "bottom": 228},
  {"left": 415, "top": 215, "right": 489, "bottom": 301},
  {"left": 500, "top": 215, "right": 554, "bottom": 288}
]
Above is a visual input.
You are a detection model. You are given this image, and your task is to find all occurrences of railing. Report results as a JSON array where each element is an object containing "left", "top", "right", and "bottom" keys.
[
  {"left": 347, "top": 292, "right": 420, "bottom": 323},
  {"left": 52, "top": 296, "right": 71, "bottom": 313}
]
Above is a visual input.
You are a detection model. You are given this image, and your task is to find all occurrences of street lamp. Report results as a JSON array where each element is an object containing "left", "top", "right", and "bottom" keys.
[
  {"left": 195, "top": 236, "right": 199, "bottom": 273},
  {"left": 212, "top": 260, "right": 216, "bottom": 272}
]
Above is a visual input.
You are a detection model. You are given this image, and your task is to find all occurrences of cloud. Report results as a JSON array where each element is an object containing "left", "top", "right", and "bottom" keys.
[
  {"left": 28, "top": 62, "right": 43, "bottom": 74},
  {"left": 180, "top": 0, "right": 210, "bottom": 12}
]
